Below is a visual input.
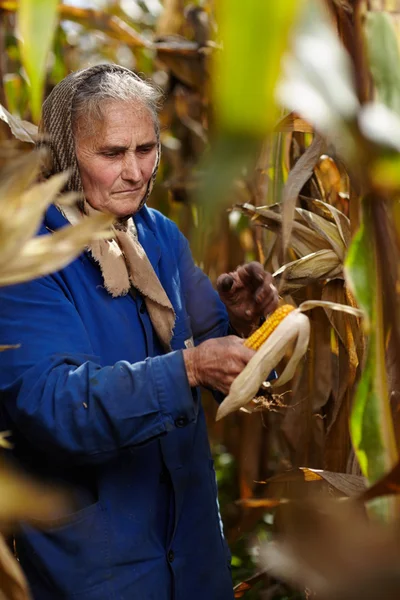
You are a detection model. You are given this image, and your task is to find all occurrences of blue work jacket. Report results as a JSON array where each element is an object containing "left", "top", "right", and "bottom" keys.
[{"left": 0, "top": 205, "right": 234, "bottom": 600}]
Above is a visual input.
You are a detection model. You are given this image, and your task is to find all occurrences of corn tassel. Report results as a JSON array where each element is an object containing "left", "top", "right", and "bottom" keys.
[{"left": 244, "top": 304, "right": 295, "bottom": 350}]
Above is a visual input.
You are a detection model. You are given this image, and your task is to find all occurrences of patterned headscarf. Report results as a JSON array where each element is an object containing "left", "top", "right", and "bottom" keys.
[{"left": 39, "top": 63, "right": 161, "bottom": 206}]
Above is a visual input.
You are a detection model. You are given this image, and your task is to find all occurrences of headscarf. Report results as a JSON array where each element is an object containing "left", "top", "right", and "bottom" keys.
[{"left": 38, "top": 64, "right": 175, "bottom": 351}]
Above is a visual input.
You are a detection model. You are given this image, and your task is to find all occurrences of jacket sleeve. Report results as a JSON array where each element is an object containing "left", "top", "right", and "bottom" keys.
[
  {"left": 176, "top": 232, "right": 230, "bottom": 344},
  {"left": 0, "top": 275, "right": 197, "bottom": 465}
]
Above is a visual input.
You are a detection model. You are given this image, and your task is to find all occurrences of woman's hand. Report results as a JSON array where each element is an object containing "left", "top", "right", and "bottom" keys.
[
  {"left": 216, "top": 262, "right": 279, "bottom": 337},
  {"left": 183, "top": 336, "right": 255, "bottom": 395}
]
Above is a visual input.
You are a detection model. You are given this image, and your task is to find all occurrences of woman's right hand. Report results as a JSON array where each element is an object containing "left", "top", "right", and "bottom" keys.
[{"left": 182, "top": 336, "right": 255, "bottom": 395}]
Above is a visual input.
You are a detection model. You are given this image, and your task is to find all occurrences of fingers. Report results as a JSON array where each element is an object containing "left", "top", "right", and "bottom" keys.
[
  {"left": 237, "top": 262, "right": 265, "bottom": 290},
  {"left": 216, "top": 273, "right": 234, "bottom": 294}
]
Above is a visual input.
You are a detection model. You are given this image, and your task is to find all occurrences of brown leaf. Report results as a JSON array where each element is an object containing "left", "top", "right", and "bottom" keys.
[
  {"left": 260, "top": 467, "right": 367, "bottom": 497},
  {"left": 156, "top": 0, "right": 185, "bottom": 36},
  {"left": 361, "top": 458, "right": 400, "bottom": 503},
  {"left": 239, "top": 203, "right": 331, "bottom": 257},
  {"left": 237, "top": 498, "right": 288, "bottom": 508},
  {"left": 233, "top": 572, "right": 265, "bottom": 598},
  {"left": 58, "top": 5, "right": 151, "bottom": 48},
  {"left": 281, "top": 134, "right": 326, "bottom": 264},
  {"left": 0, "top": 105, "right": 37, "bottom": 144},
  {"left": 296, "top": 208, "right": 346, "bottom": 260},
  {"left": 156, "top": 39, "right": 205, "bottom": 90},
  {"left": 275, "top": 112, "right": 314, "bottom": 133},
  {"left": 0, "top": 533, "right": 31, "bottom": 600}
]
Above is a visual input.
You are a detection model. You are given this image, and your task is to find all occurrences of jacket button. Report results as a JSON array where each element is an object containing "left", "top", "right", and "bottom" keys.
[
  {"left": 168, "top": 550, "right": 174, "bottom": 563},
  {"left": 175, "top": 416, "right": 188, "bottom": 428}
]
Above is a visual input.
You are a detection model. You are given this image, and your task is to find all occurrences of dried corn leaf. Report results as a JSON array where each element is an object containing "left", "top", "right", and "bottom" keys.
[
  {"left": 237, "top": 498, "right": 288, "bottom": 508},
  {"left": 361, "top": 457, "right": 400, "bottom": 503},
  {"left": 239, "top": 203, "right": 330, "bottom": 256},
  {"left": 311, "top": 199, "right": 351, "bottom": 249},
  {"left": 0, "top": 213, "right": 113, "bottom": 286},
  {"left": 59, "top": 5, "right": 152, "bottom": 48},
  {"left": 0, "top": 105, "right": 37, "bottom": 144},
  {"left": 281, "top": 134, "right": 326, "bottom": 260},
  {"left": 275, "top": 112, "right": 313, "bottom": 133},
  {"left": 299, "top": 300, "right": 363, "bottom": 319},
  {"left": 0, "top": 533, "right": 31, "bottom": 600},
  {"left": 0, "top": 432, "right": 12, "bottom": 450},
  {"left": 0, "top": 150, "right": 42, "bottom": 201},
  {"left": 0, "top": 172, "right": 71, "bottom": 269},
  {"left": 0, "top": 459, "right": 69, "bottom": 527},
  {"left": 262, "top": 467, "right": 367, "bottom": 497},
  {"left": 273, "top": 249, "right": 342, "bottom": 293},
  {"left": 296, "top": 208, "right": 346, "bottom": 260}
]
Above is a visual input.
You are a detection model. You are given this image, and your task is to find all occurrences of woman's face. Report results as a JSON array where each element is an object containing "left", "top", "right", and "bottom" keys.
[{"left": 74, "top": 100, "right": 158, "bottom": 218}]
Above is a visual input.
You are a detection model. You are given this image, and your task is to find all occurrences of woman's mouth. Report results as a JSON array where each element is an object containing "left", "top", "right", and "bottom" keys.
[{"left": 113, "top": 187, "right": 142, "bottom": 195}]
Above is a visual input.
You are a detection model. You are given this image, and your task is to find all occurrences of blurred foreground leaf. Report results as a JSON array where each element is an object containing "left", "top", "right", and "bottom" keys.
[
  {"left": 17, "top": 0, "right": 59, "bottom": 123},
  {"left": 365, "top": 11, "right": 400, "bottom": 116},
  {"left": 0, "top": 150, "right": 113, "bottom": 286},
  {"left": 346, "top": 211, "right": 398, "bottom": 496},
  {"left": 0, "top": 533, "right": 31, "bottom": 600},
  {"left": 213, "top": 0, "right": 303, "bottom": 136},
  {"left": 277, "top": 0, "right": 359, "bottom": 161}
]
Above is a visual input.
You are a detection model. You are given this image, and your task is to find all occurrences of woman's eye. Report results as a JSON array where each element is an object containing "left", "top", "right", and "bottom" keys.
[{"left": 102, "top": 151, "right": 119, "bottom": 158}]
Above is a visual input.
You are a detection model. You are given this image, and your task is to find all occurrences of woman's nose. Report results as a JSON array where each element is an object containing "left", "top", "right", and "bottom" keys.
[{"left": 121, "top": 154, "right": 141, "bottom": 181}]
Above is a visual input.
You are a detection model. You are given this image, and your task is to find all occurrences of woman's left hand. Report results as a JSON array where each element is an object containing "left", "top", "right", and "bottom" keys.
[{"left": 216, "top": 262, "right": 279, "bottom": 337}]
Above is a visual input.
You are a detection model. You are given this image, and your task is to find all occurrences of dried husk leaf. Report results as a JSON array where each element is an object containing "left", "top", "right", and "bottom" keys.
[
  {"left": 0, "top": 172, "right": 71, "bottom": 269},
  {"left": 299, "top": 300, "right": 364, "bottom": 319},
  {"left": 216, "top": 310, "right": 310, "bottom": 420},
  {"left": 0, "top": 213, "right": 113, "bottom": 286}
]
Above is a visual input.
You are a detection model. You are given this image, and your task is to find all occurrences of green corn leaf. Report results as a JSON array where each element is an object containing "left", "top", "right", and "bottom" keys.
[
  {"left": 365, "top": 11, "right": 400, "bottom": 117},
  {"left": 345, "top": 212, "right": 398, "bottom": 517},
  {"left": 17, "top": 0, "right": 59, "bottom": 123},
  {"left": 213, "top": 0, "right": 303, "bottom": 137}
]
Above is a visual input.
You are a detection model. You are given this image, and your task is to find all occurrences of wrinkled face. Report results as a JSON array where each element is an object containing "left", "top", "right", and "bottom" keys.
[{"left": 74, "top": 100, "right": 158, "bottom": 218}]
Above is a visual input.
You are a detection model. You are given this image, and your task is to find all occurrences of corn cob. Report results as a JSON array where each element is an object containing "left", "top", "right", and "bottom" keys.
[{"left": 244, "top": 304, "right": 295, "bottom": 350}]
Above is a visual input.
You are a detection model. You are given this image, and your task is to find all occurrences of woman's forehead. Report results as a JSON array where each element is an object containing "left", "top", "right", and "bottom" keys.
[{"left": 77, "top": 101, "right": 157, "bottom": 145}]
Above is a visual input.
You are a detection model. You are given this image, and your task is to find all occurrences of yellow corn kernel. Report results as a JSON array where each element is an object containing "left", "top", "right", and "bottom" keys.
[{"left": 244, "top": 304, "right": 295, "bottom": 350}]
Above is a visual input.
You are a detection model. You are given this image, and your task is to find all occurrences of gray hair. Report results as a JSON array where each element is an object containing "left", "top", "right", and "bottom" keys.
[{"left": 71, "top": 70, "right": 162, "bottom": 138}]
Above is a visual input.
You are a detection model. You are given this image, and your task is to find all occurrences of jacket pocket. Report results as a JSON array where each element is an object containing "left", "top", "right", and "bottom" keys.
[{"left": 18, "top": 501, "right": 109, "bottom": 596}]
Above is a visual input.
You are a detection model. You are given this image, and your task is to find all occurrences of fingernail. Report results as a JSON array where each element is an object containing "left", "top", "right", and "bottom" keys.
[{"left": 245, "top": 309, "right": 252, "bottom": 317}]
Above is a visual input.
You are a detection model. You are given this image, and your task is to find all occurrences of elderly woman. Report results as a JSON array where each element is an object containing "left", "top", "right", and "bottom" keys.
[{"left": 0, "top": 64, "right": 278, "bottom": 600}]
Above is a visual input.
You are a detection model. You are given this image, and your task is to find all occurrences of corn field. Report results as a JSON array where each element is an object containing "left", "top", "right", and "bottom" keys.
[{"left": 0, "top": 0, "right": 400, "bottom": 598}]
